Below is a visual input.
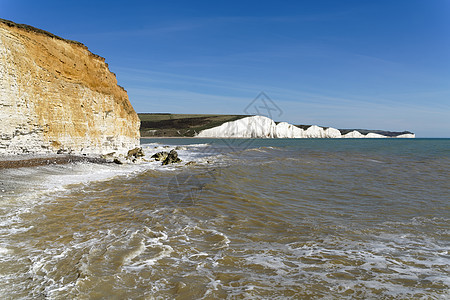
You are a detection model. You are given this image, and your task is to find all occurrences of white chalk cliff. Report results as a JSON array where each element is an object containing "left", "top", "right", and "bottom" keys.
[
  {"left": 197, "top": 115, "right": 277, "bottom": 138},
  {"left": 197, "top": 116, "right": 415, "bottom": 139},
  {"left": 0, "top": 19, "right": 140, "bottom": 156}
]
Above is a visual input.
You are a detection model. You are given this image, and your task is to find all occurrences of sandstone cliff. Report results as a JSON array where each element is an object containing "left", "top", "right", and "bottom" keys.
[{"left": 0, "top": 19, "right": 140, "bottom": 156}]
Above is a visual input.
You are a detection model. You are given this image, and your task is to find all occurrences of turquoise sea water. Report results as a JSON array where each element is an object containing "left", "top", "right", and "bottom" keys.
[{"left": 0, "top": 138, "right": 449, "bottom": 298}]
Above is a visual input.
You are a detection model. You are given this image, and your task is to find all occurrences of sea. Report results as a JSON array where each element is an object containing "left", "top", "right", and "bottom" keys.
[{"left": 0, "top": 138, "right": 448, "bottom": 299}]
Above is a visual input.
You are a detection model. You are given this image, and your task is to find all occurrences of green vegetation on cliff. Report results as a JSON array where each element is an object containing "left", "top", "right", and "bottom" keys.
[{"left": 138, "top": 113, "right": 249, "bottom": 137}]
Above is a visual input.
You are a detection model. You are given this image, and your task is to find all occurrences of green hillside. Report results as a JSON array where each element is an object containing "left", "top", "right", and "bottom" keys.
[{"left": 138, "top": 113, "right": 249, "bottom": 137}]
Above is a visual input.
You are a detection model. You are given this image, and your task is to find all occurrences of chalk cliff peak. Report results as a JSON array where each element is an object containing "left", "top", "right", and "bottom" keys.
[
  {"left": 196, "top": 116, "right": 415, "bottom": 138},
  {"left": 0, "top": 19, "right": 140, "bottom": 155}
]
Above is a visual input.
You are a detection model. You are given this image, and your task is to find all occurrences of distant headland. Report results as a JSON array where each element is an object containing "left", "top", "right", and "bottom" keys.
[{"left": 139, "top": 114, "right": 415, "bottom": 138}]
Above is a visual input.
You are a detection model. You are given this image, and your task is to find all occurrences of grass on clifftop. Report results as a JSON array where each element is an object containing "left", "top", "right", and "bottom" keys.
[{"left": 138, "top": 113, "right": 249, "bottom": 137}]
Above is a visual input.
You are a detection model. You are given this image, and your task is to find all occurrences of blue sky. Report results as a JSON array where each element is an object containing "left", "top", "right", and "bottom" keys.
[{"left": 1, "top": 0, "right": 449, "bottom": 137}]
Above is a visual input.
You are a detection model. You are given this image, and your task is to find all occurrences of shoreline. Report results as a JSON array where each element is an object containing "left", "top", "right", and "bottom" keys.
[
  {"left": 0, "top": 137, "right": 437, "bottom": 169},
  {"left": 0, "top": 155, "right": 107, "bottom": 169}
]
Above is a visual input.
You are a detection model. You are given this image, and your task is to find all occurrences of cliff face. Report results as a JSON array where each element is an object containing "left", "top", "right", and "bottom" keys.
[
  {"left": 197, "top": 116, "right": 416, "bottom": 138},
  {"left": 0, "top": 19, "right": 140, "bottom": 155}
]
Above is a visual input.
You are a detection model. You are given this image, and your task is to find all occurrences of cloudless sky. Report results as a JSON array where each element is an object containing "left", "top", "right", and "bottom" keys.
[{"left": 1, "top": 0, "right": 449, "bottom": 137}]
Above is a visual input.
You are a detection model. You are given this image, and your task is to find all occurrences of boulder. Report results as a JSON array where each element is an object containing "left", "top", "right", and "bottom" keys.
[
  {"left": 127, "top": 147, "right": 145, "bottom": 159},
  {"left": 113, "top": 158, "right": 123, "bottom": 165},
  {"left": 101, "top": 152, "right": 117, "bottom": 163},
  {"left": 151, "top": 151, "right": 169, "bottom": 161},
  {"left": 162, "top": 149, "right": 182, "bottom": 165}
]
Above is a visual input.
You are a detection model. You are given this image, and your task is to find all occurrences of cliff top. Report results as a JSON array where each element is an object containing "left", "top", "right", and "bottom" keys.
[
  {"left": 0, "top": 18, "right": 127, "bottom": 92},
  {"left": 0, "top": 18, "right": 85, "bottom": 47}
]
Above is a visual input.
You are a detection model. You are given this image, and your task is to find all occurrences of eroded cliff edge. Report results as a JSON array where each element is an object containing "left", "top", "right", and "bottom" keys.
[{"left": 0, "top": 19, "right": 140, "bottom": 156}]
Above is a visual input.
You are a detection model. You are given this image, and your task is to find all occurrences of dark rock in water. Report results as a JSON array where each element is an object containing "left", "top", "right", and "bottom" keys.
[
  {"left": 56, "top": 148, "right": 73, "bottom": 154},
  {"left": 151, "top": 151, "right": 169, "bottom": 161},
  {"left": 162, "top": 149, "right": 182, "bottom": 165},
  {"left": 100, "top": 152, "right": 116, "bottom": 163},
  {"left": 185, "top": 161, "right": 196, "bottom": 166},
  {"left": 113, "top": 158, "right": 123, "bottom": 165},
  {"left": 127, "top": 147, "right": 145, "bottom": 159},
  {"left": 151, "top": 149, "right": 182, "bottom": 165}
]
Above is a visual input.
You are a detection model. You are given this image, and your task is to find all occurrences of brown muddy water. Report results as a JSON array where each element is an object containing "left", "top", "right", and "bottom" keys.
[{"left": 0, "top": 138, "right": 449, "bottom": 299}]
